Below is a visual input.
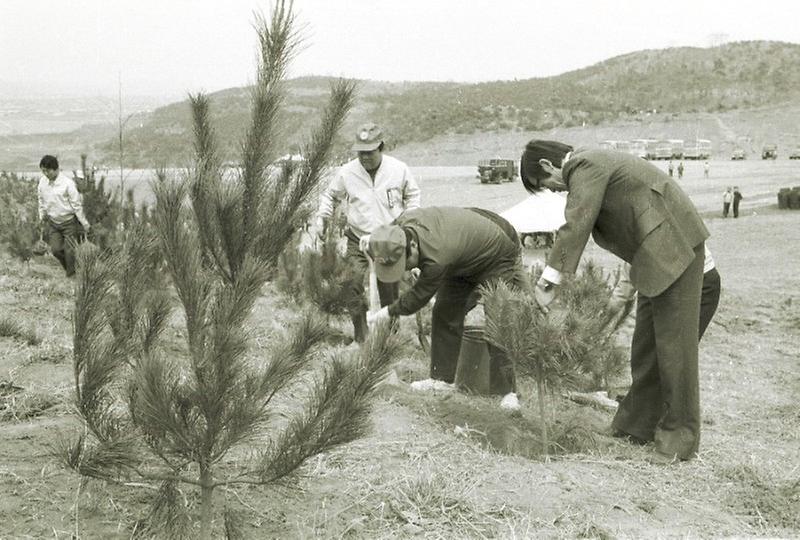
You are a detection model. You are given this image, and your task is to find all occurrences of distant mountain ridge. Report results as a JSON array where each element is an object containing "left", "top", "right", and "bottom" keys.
[{"left": 2, "top": 40, "right": 800, "bottom": 169}]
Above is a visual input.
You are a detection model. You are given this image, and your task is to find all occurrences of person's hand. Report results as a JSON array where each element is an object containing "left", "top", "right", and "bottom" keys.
[
  {"left": 366, "top": 306, "right": 390, "bottom": 327},
  {"left": 358, "top": 234, "right": 371, "bottom": 253},
  {"left": 410, "top": 267, "right": 421, "bottom": 280},
  {"left": 534, "top": 277, "right": 556, "bottom": 312}
]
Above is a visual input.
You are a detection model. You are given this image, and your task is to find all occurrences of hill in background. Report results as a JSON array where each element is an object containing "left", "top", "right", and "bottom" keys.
[{"left": 3, "top": 40, "right": 800, "bottom": 170}]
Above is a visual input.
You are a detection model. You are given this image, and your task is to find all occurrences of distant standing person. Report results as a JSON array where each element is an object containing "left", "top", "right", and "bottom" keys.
[
  {"left": 315, "top": 123, "right": 421, "bottom": 342},
  {"left": 37, "top": 155, "right": 91, "bottom": 277},
  {"left": 703, "top": 160, "right": 710, "bottom": 179},
  {"left": 732, "top": 186, "right": 743, "bottom": 218},
  {"left": 677, "top": 161, "right": 684, "bottom": 179},
  {"left": 668, "top": 160, "right": 674, "bottom": 177},
  {"left": 722, "top": 187, "right": 733, "bottom": 217}
]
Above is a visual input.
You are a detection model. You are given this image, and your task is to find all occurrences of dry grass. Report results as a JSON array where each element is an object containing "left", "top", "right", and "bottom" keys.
[
  {"left": 0, "top": 316, "right": 41, "bottom": 346},
  {"left": 0, "top": 386, "right": 67, "bottom": 421},
  {"left": 718, "top": 463, "right": 800, "bottom": 531}
]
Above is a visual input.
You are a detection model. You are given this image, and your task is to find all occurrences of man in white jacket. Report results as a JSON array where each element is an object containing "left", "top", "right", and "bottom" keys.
[
  {"left": 316, "top": 123, "right": 421, "bottom": 342},
  {"left": 37, "top": 155, "right": 91, "bottom": 277}
]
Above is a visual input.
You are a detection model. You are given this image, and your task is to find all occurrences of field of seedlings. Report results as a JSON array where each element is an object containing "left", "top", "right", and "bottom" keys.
[{"left": 1, "top": 155, "right": 799, "bottom": 538}]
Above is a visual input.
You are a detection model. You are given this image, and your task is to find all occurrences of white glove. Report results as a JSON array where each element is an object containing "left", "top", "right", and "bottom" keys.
[
  {"left": 366, "top": 306, "right": 390, "bottom": 327},
  {"left": 534, "top": 277, "right": 556, "bottom": 311},
  {"left": 358, "top": 234, "right": 371, "bottom": 253}
]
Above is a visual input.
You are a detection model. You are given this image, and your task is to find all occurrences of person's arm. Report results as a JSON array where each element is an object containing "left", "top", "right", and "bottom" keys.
[
  {"left": 545, "top": 159, "right": 609, "bottom": 276},
  {"left": 66, "top": 179, "right": 90, "bottom": 229},
  {"left": 402, "top": 166, "right": 421, "bottom": 211},
  {"left": 387, "top": 263, "right": 446, "bottom": 316},
  {"left": 37, "top": 181, "right": 47, "bottom": 222}
]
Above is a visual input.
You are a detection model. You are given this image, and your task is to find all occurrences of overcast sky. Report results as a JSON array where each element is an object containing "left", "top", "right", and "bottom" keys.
[{"left": 2, "top": 0, "right": 798, "bottom": 99}]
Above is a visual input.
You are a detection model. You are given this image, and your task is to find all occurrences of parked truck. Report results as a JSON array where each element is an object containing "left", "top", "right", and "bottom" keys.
[{"left": 477, "top": 158, "right": 517, "bottom": 184}]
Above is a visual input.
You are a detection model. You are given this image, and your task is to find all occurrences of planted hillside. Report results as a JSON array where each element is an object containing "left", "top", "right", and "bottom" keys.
[{"left": 87, "top": 40, "right": 800, "bottom": 166}]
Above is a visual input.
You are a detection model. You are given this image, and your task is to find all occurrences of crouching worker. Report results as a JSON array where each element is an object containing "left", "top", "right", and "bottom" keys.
[{"left": 365, "top": 206, "right": 529, "bottom": 410}]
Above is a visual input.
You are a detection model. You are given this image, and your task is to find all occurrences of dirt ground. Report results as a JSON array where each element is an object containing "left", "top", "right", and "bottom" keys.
[{"left": 0, "top": 158, "right": 798, "bottom": 538}]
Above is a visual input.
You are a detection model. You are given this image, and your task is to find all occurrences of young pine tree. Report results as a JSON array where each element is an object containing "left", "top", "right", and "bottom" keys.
[
  {"left": 482, "top": 262, "right": 630, "bottom": 456},
  {"left": 62, "top": 3, "right": 402, "bottom": 538}
]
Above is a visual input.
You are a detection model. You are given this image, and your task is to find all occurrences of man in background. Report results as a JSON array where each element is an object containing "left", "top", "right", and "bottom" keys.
[
  {"left": 722, "top": 187, "right": 733, "bottom": 218},
  {"left": 732, "top": 186, "right": 744, "bottom": 218},
  {"left": 315, "top": 123, "right": 421, "bottom": 342},
  {"left": 37, "top": 155, "right": 91, "bottom": 277}
]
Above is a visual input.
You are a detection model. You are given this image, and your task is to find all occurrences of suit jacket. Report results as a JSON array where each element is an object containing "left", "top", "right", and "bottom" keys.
[{"left": 547, "top": 149, "right": 709, "bottom": 297}]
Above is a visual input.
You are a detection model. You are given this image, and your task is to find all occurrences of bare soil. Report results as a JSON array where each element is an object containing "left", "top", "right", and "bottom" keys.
[{"left": 0, "top": 159, "right": 798, "bottom": 538}]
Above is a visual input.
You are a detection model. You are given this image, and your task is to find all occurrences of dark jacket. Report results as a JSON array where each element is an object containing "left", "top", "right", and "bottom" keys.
[
  {"left": 389, "top": 207, "right": 520, "bottom": 316},
  {"left": 547, "top": 149, "right": 708, "bottom": 297}
]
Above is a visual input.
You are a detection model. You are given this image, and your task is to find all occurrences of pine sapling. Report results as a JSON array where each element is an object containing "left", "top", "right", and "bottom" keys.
[{"left": 61, "top": 3, "right": 400, "bottom": 537}]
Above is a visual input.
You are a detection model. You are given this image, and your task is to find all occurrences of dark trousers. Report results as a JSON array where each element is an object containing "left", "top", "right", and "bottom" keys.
[
  {"left": 722, "top": 202, "right": 730, "bottom": 217},
  {"left": 47, "top": 216, "right": 83, "bottom": 276},
  {"left": 733, "top": 200, "right": 740, "bottom": 218},
  {"left": 698, "top": 267, "right": 721, "bottom": 339},
  {"left": 612, "top": 243, "right": 704, "bottom": 460},
  {"left": 344, "top": 232, "right": 399, "bottom": 342},
  {"left": 430, "top": 276, "right": 520, "bottom": 394}
]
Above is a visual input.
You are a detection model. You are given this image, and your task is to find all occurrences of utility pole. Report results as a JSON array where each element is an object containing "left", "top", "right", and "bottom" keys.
[{"left": 118, "top": 72, "right": 125, "bottom": 202}]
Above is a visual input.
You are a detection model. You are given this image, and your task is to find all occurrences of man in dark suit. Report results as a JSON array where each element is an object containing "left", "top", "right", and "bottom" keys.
[{"left": 520, "top": 140, "right": 709, "bottom": 462}]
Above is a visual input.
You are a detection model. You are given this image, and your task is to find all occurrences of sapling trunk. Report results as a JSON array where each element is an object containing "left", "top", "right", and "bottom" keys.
[
  {"left": 536, "top": 367, "right": 549, "bottom": 456},
  {"left": 199, "top": 464, "right": 214, "bottom": 540}
]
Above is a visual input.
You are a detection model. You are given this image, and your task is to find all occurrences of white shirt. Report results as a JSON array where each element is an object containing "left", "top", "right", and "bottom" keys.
[
  {"left": 37, "top": 173, "right": 90, "bottom": 228},
  {"left": 317, "top": 155, "right": 421, "bottom": 237}
]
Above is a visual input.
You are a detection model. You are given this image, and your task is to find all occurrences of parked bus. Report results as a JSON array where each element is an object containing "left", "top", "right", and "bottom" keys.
[
  {"left": 684, "top": 139, "right": 712, "bottom": 160},
  {"left": 629, "top": 138, "right": 654, "bottom": 159},
  {"left": 667, "top": 139, "right": 684, "bottom": 160},
  {"left": 654, "top": 140, "right": 674, "bottom": 160}
]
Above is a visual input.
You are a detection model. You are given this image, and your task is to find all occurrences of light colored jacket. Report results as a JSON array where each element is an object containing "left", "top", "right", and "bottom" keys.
[
  {"left": 317, "top": 155, "right": 420, "bottom": 237},
  {"left": 37, "top": 173, "right": 90, "bottom": 228}
]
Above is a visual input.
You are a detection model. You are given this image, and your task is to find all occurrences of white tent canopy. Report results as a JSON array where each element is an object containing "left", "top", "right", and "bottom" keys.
[{"left": 500, "top": 190, "right": 567, "bottom": 233}]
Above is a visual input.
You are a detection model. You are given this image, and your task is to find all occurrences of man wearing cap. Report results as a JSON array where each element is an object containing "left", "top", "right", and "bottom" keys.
[
  {"left": 519, "top": 139, "right": 709, "bottom": 462},
  {"left": 366, "top": 206, "right": 528, "bottom": 409},
  {"left": 37, "top": 155, "right": 91, "bottom": 277},
  {"left": 315, "top": 123, "right": 421, "bottom": 342}
]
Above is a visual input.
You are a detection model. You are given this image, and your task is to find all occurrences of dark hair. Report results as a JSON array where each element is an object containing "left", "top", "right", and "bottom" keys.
[
  {"left": 39, "top": 155, "right": 59, "bottom": 170},
  {"left": 520, "top": 140, "right": 573, "bottom": 193},
  {"left": 377, "top": 141, "right": 385, "bottom": 152}
]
